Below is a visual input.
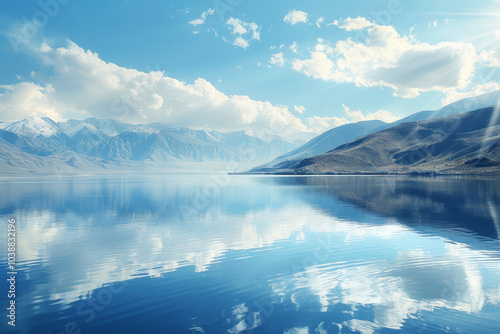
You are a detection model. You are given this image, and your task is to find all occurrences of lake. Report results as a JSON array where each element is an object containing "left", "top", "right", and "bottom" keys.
[{"left": 1, "top": 175, "right": 500, "bottom": 334}]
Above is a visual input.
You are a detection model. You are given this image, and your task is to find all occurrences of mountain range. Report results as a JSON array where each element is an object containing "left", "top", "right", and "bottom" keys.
[
  {"left": 0, "top": 117, "right": 301, "bottom": 175},
  {"left": 264, "top": 105, "right": 500, "bottom": 174},
  {"left": 1, "top": 90, "right": 500, "bottom": 175},
  {"left": 251, "top": 90, "right": 500, "bottom": 173}
]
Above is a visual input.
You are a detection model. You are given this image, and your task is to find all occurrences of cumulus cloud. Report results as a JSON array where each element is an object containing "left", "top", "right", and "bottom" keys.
[
  {"left": 284, "top": 10, "right": 308, "bottom": 26},
  {"left": 233, "top": 36, "right": 249, "bottom": 49},
  {"left": 294, "top": 105, "right": 305, "bottom": 114},
  {"left": 0, "top": 41, "right": 308, "bottom": 138},
  {"left": 269, "top": 52, "right": 285, "bottom": 67},
  {"left": 342, "top": 104, "right": 400, "bottom": 123},
  {"left": 0, "top": 82, "right": 67, "bottom": 121},
  {"left": 292, "top": 41, "right": 336, "bottom": 81},
  {"left": 478, "top": 50, "right": 500, "bottom": 67},
  {"left": 290, "top": 41, "right": 298, "bottom": 54},
  {"left": 292, "top": 19, "right": 476, "bottom": 98},
  {"left": 316, "top": 17, "right": 324, "bottom": 28},
  {"left": 188, "top": 8, "right": 215, "bottom": 26},
  {"left": 442, "top": 81, "right": 500, "bottom": 106},
  {"left": 226, "top": 18, "right": 260, "bottom": 49},
  {"left": 327, "top": 19, "right": 339, "bottom": 27},
  {"left": 337, "top": 16, "right": 374, "bottom": 31},
  {"left": 306, "top": 104, "right": 400, "bottom": 133},
  {"left": 306, "top": 115, "right": 348, "bottom": 133}
]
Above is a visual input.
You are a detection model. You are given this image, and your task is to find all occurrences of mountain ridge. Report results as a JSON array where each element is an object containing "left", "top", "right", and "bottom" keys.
[
  {"left": 272, "top": 105, "right": 500, "bottom": 175},
  {"left": 252, "top": 90, "right": 500, "bottom": 173},
  {"left": 0, "top": 116, "right": 301, "bottom": 174}
]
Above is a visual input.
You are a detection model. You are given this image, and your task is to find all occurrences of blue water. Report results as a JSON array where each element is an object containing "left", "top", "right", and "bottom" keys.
[{"left": 1, "top": 175, "right": 500, "bottom": 334}]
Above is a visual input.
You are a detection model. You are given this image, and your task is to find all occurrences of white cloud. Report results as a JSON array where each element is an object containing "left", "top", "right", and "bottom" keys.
[
  {"left": 290, "top": 41, "right": 298, "bottom": 54},
  {"left": 427, "top": 20, "right": 438, "bottom": 28},
  {"left": 269, "top": 52, "right": 285, "bottom": 67},
  {"left": 0, "top": 41, "right": 308, "bottom": 138},
  {"left": 208, "top": 28, "right": 218, "bottom": 37},
  {"left": 292, "top": 20, "right": 476, "bottom": 98},
  {"left": 233, "top": 37, "right": 249, "bottom": 49},
  {"left": 306, "top": 104, "right": 400, "bottom": 133},
  {"left": 148, "top": 93, "right": 164, "bottom": 110},
  {"left": 338, "top": 16, "right": 374, "bottom": 31},
  {"left": 442, "top": 81, "right": 500, "bottom": 106},
  {"left": 342, "top": 104, "right": 400, "bottom": 123},
  {"left": 188, "top": 8, "right": 214, "bottom": 26},
  {"left": 495, "top": 29, "right": 500, "bottom": 40},
  {"left": 327, "top": 19, "right": 339, "bottom": 27},
  {"left": 226, "top": 18, "right": 260, "bottom": 49},
  {"left": 316, "top": 17, "right": 324, "bottom": 28},
  {"left": 227, "top": 17, "right": 248, "bottom": 35},
  {"left": 294, "top": 105, "right": 305, "bottom": 114},
  {"left": 0, "top": 82, "right": 66, "bottom": 121},
  {"left": 306, "top": 115, "right": 349, "bottom": 133},
  {"left": 284, "top": 10, "right": 308, "bottom": 26},
  {"left": 478, "top": 50, "right": 500, "bottom": 67},
  {"left": 292, "top": 42, "right": 336, "bottom": 81}
]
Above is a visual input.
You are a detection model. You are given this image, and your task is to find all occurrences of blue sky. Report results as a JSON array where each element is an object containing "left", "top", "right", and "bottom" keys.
[{"left": 0, "top": 0, "right": 499, "bottom": 138}]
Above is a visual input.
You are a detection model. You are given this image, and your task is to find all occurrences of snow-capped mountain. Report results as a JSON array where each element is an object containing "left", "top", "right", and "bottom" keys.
[
  {"left": 0, "top": 116, "right": 67, "bottom": 139},
  {"left": 58, "top": 117, "right": 134, "bottom": 137},
  {"left": 92, "top": 126, "right": 299, "bottom": 163},
  {"left": 93, "top": 128, "right": 238, "bottom": 162},
  {"left": 251, "top": 120, "right": 386, "bottom": 172},
  {"left": 0, "top": 116, "right": 303, "bottom": 174},
  {"left": 0, "top": 128, "right": 52, "bottom": 157},
  {"left": 278, "top": 105, "right": 500, "bottom": 175},
  {"left": 0, "top": 116, "right": 71, "bottom": 150},
  {"left": 65, "top": 124, "right": 111, "bottom": 155},
  {"left": 252, "top": 90, "right": 500, "bottom": 173}
]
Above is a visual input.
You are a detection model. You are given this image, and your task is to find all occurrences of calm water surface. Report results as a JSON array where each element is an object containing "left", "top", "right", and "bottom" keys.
[{"left": 1, "top": 175, "right": 500, "bottom": 334}]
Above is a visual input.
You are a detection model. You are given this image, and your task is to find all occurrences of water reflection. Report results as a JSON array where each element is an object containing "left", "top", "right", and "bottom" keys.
[
  {"left": 271, "top": 176, "right": 500, "bottom": 240},
  {"left": 0, "top": 175, "right": 499, "bottom": 333}
]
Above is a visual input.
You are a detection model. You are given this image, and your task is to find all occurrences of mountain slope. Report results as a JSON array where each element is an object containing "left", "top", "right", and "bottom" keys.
[
  {"left": 0, "top": 136, "right": 120, "bottom": 175},
  {"left": 276, "top": 106, "right": 500, "bottom": 174},
  {"left": 0, "top": 116, "right": 70, "bottom": 150},
  {"left": 0, "top": 129, "right": 52, "bottom": 156},
  {"left": 372, "top": 90, "right": 500, "bottom": 133},
  {"left": 0, "top": 116, "right": 62, "bottom": 138},
  {"left": 58, "top": 117, "right": 134, "bottom": 137},
  {"left": 252, "top": 90, "right": 500, "bottom": 173},
  {"left": 65, "top": 125, "right": 111, "bottom": 155},
  {"left": 92, "top": 126, "right": 300, "bottom": 163},
  {"left": 251, "top": 120, "right": 385, "bottom": 171},
  {"left": 218, "top": 130, "right": 300, "bottom": 161},
  {"left": 93, "top": 127, "right": 239, "bottom": 162},
  {"left": 0, "top": 116, "right": 302, "bottom": 174}
]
